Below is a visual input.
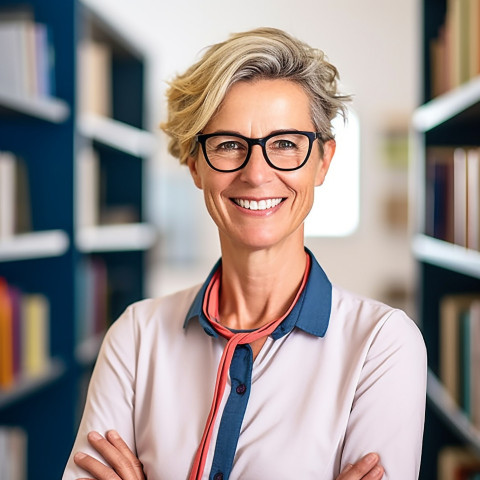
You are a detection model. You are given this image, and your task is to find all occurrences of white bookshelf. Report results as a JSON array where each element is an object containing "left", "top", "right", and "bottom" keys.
[
  {"left": 76, "top": 223, "right": 156, "bottom": 252},
  {"left": 0, "top": 90, "right": 70, "bottom": 123},
  {"left": 0, "top": 230, "right": 69, "bottom": 262},
  {"left": 427, "top": 368, "right": 480, "bottom": 457},
  {"left": 0, "top": 359, "right": 66, "bottom": 409},
  {"left": 412, "top": 76, "right": 480, "bottom": 133},
  {"left": 78, "top": 113, "right": 157, "bottom": 157},
  {"left": 412, "top": 234, "right": 480, "bottom": 280}
]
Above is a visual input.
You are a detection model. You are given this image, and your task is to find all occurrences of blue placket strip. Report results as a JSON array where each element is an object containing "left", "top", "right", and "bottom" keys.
[{"left": 209, "top": 344, "right": 253, "bottom": 480}]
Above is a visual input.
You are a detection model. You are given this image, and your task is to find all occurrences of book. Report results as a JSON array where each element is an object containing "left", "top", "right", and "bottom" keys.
[
  {"left": 454, "top": 148, "right": 468, "bottom": 247},
  {"left": 0, "top": 152, "right": 16, "bottom": 239},
  {"left": 21, "top": 293, "right": 50, "bottom": 378},
  {"left": 76, "top": 256, "right": 109, "bottom": 346},
  {"left": 426, "top": 148, "right": 455, "bottom": 242},
  {"left": 76, "top": 146, "right": 100, "bottom": 229},
  {"left": 0, "top": 152, "right": 32, "bottom": 239},
  {"left": 0, "top": 427, "right": 27, "bottom": 480},
  {"left": 77, "top": 39, "right": 112, "bottom": 117},
  {"left": 440, "top": 293, "right": 480, "bottom": 405},
  {"left": 467, "top": 148, "right": 480, "bottom": 251},
  {"left": 0, "top": 20, "right": 30, "bottom": 96},
  {"left": 430, "top": 0, "right": 480, "bottom": 96},
  {"left": 470, "top": 301, "right": 480, "bottom": 430},
  {"left": 469, "top": 0, "right": 480, "bottom": 79},
  {"left": 0, "top": 277, "right": 14, "bottom": 389},
  {"left": 438, "top": 447, "right": 480, "bottom": 480},
  {"left": 0, "top": 16, "right": 55, "bottom": 98}
]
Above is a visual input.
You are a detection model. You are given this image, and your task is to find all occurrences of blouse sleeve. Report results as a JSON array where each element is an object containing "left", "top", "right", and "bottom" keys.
[
  {"left": 62, "top": 305, "right": 138, "bottom": 480},
  {"left": 340, "top": 310, "right": 427, "bottom": 479}
]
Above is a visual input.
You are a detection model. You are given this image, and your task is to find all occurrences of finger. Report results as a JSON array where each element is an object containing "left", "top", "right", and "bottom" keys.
[
  {"left": 105, "top": 430, "right": 145, "bottom": 479},
  {"left": 363, "top": 465, "right": 385, "bottom": 479},
  {"left": 74, "top": 451, "right": 120, "bottom": 480},
  {"left": 87, "top": 431, "right": 142, "bottom": 480},
  {"left": 338, "top": 453, "right": 382, "bottom": 480}
]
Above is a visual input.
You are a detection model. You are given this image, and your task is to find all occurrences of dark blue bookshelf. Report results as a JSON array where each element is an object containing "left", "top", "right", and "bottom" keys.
[
  {"left": 0, "top": 1, "right": 155, "bottom": 478},
  {"left": 413, "top": 1, "right": 480, "bottom": 478}
]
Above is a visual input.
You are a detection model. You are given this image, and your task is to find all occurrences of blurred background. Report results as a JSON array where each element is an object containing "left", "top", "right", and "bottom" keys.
[{"left": 1, "top": 0, "right": 480, "bottom": 478}]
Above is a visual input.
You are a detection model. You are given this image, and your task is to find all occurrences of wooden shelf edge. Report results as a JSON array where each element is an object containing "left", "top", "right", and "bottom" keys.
[
  {"left": 412, "top": 234, "right": 480, "bottom": 279},
  {"left": 76, "top": 223, "right": 156, "bottom": 252},
  {"left": 78, "top": 113, "right": 157, "bottom": 157},
  {"left": 412, "top": 76, "right": 480, "bottom": 132},
  {"left": 0, "top": 90, "right": 70, "bottom": 123},
  {"left": 427, "top": 369, "right": 480, "bottom": 456},
  {"left": 0, "top": 359, "right": 67, "bottom": 410},
  {"left": 0, "top": 230, "right": 70, "bottom": 262}
]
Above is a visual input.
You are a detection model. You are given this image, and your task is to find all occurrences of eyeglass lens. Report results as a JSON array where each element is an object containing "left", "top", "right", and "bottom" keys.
[{"left": 204, "top": 133, "right": 312, "bottom": 171}]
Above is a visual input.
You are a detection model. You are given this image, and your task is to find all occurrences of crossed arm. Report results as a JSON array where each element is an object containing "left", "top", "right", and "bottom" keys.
[{"left": 73, "top": 430, "right": 385, "bottom": 480}]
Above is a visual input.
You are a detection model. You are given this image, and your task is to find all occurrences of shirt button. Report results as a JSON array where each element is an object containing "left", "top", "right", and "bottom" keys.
[
  {"left": 236, "top": 383, "right": 247, "bottom": 395},
  {"left": 214, "top": 473, "right": 224, "bottom": 480}
]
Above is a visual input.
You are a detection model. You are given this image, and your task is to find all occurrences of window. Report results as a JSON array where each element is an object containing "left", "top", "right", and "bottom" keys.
[{"left": 305, "top": 109, "right": 360, "bottom": 237}]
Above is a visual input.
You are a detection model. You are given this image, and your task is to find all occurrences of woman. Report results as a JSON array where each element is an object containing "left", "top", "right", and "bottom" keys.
[{"left": 63, "top": 27, "right": 426, "bottom": 479}]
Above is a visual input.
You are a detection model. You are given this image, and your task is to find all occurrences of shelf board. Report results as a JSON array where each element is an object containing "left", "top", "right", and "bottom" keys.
[
  {"left": 0, "top": 230, "right": 69, "bottom": 262},
  {"left": 0, "top": 90, "right": 70, "bottom": 123},
  {"left": 427, "top": 368, "right": 480, "bottom": 456},
  {"left": 412, "top": 234, "right": 480, "bottom": 279},
  {"left": 78, "top": 113, "right": 157, "bottom": 157},
  {"left": 76, "top": 223, "right": 156, "bottom": 252},
  {"left": 412, "top": 76, "right": 480, "bottom": 132},
  {"left": 0, "top": 359, "right": 67, "bottom": 410},
  {"left": 75, "top": 332, "right": 105, "bottom": 366}
]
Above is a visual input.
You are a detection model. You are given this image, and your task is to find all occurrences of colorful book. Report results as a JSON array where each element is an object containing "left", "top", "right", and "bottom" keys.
[
  {"left": 21, "top": 293, "right": 50, "bottom": 378},
  {"left": 0, "top": 277, "right": 13, "bottom": 389}
]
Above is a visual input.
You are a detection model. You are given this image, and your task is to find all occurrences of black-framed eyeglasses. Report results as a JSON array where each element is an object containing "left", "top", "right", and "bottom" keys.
[{"left": 195, "top": 131, "right": 322, "bottom": 172}]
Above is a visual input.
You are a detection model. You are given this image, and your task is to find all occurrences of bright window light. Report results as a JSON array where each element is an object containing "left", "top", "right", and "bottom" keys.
[{"left": 305, "top": 109, "right": 360, "bottom": 237}]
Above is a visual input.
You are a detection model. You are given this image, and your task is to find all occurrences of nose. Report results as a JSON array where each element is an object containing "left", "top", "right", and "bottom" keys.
[{"left": 238, "top": 144, "right": 273, "bottom": 186}]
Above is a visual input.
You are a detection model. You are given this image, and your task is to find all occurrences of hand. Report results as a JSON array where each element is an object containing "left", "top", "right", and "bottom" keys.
[
  {"left": 74, "top": 430, "right": 145, "bottom": 480},
  {"left": 337, "top": 453, "right": 384, "bottom": 480}
]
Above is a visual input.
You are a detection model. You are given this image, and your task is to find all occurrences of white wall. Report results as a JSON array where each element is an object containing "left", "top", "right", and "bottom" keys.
[{"left": 88, "top": 0, "right": 421, "bottom": 311}]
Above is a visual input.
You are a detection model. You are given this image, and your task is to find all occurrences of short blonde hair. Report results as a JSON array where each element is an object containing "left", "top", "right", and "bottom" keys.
[{"left": 160, "top": 27, "right": 351, "bottom": 164}]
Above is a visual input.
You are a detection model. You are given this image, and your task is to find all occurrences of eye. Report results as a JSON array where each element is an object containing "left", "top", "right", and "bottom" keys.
[
  {"left": 270, "top": 138, "right": 298, "bottom": 150},
  {"left": 275, "top": 139, "right": 296, "bottom": 149},
  {"left": 217, "top": 141, "right": 243, "bottom": 151}
]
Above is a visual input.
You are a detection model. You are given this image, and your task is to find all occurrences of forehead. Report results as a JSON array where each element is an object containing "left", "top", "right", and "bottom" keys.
[{"left": 204, "top": 79, "right": 313, "bottom": 134}]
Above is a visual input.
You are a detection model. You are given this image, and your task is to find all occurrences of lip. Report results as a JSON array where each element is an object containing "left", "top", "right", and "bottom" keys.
[{"left": 229, "top": 196, "right": 286, "bottom": 215}]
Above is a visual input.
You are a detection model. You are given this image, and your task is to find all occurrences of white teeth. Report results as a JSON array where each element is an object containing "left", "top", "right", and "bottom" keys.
[{"left": 234, "top": 198, "right": 283, "bottom": 211}]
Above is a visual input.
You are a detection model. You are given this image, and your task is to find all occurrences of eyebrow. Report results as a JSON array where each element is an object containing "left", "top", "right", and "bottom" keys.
[{"left": 204, "top": 128, "right": 305, "bottom": 137}]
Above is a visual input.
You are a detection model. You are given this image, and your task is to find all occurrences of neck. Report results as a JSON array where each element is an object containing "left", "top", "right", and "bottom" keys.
[{"left": 217, "top": 238, "right": 307, "bottom": 331}]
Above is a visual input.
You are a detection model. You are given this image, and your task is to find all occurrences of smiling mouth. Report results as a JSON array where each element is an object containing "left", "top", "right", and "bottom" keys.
[{"left": 232, "top": 198, "right": 284, "bottom": 211}]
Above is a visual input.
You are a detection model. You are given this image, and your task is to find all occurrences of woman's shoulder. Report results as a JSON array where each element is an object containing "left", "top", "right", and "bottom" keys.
[
  {"left": 330, "top": 284, "right": 424, "bottom": 346},
  {"left": 107, "top": 284, "right": 202, "bottom": 338}
]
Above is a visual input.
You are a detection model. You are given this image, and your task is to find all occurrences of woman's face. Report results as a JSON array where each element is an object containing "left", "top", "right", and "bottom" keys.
[{"left": 187, "top": 79, "right": 335, "bottom": 252}]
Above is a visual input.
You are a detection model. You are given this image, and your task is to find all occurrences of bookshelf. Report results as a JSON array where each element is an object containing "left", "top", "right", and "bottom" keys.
[
  {"left": 0, "top": 0, "right": 156, "bottom": 478},
  {"left": 413, "top": 1, "right": 480, "bottom": 478}
]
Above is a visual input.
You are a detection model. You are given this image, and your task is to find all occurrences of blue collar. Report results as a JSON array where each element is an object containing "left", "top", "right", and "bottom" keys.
[{"left": 183, "top": 248, "right": 331, "bottom": 339}]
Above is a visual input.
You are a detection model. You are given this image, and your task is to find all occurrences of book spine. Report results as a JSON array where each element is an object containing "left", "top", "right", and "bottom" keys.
[{"left": 467, "top": 148, "right": 480, "bottom": 251}]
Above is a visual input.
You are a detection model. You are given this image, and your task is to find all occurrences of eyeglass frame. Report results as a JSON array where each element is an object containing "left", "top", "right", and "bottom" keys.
[{"left": 195, "top": 130, "right": 323, "bottom": 173}]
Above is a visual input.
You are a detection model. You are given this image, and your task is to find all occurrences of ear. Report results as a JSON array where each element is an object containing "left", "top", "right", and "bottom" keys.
[
  {"left": 314, "top": 139, "right": 336, "bottom": 187},
  {"left": 187, "top": 155, "right": 203, "bottom": 190}
]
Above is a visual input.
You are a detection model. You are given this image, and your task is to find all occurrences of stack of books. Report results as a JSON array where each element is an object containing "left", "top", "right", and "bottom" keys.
[
  {"left": 0, "top": 8, "right": 55, "bottom": 98},
  {"left": 429, "top": 0, "right": 480, "bottom": 97},
  {"left": 0, "top": 277, "right": 50, "bottom": 390},
  {"left": 0, "top": 427, "right": 27, "bottom": 480},
  {"left": 0, "top": 152, "right": 31, "bottom": 240},
  {"left": 426, "top": 147, "right": 480, "bottom": 250}
]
